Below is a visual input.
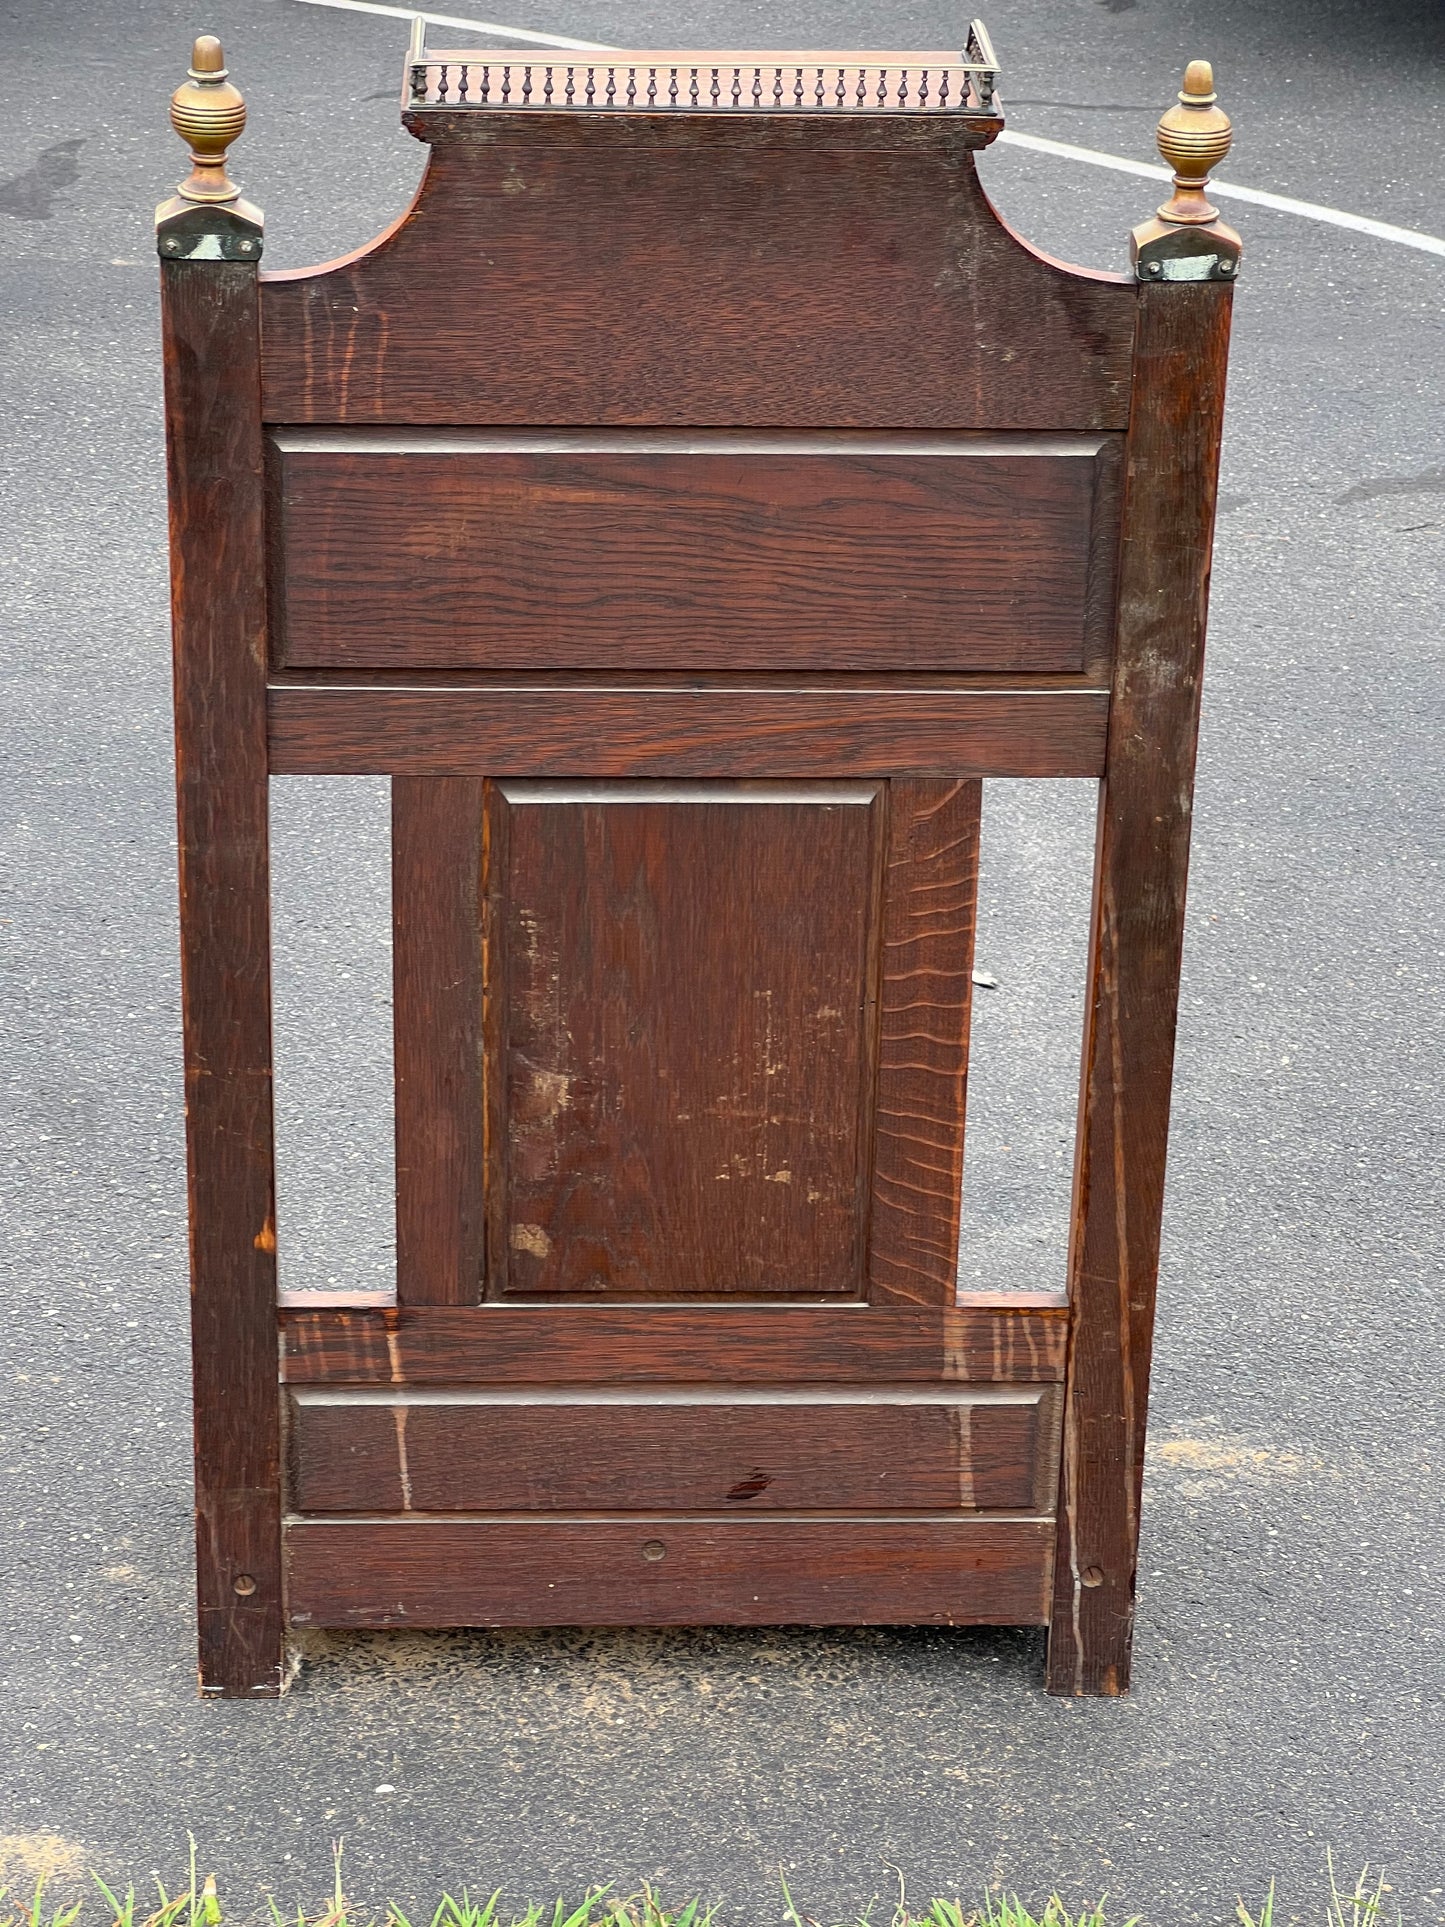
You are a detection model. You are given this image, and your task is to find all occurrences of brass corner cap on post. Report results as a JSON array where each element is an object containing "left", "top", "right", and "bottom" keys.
[
  {"left": 1131, "top": 58, "right": 1241, "bottom": 283},
  {"left": 156, "top": 33, "right": 264, "bottom": 262}
]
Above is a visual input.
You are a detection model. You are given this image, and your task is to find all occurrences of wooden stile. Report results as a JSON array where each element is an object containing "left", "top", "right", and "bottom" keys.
[
  {"left": 159, "top": 26, "right": 1238, "bottom": 1696},
  {"left": 158, "top": 36, "right": 281, "bottom": 1697}
]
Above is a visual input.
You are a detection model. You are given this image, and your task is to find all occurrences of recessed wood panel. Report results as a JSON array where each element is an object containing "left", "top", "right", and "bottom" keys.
[
  {"left": 288, "top": 1385, "right": 1058, "bottom": 1513},
  {"left": 269, "top": 431, "right": 1104, "bottom": 674},
  {"left": 487, "top": 782, "right": 882, "bottom": 1296},
  {"left": 284, "top": 1516, "right": 1055, "bottom": 1627}
]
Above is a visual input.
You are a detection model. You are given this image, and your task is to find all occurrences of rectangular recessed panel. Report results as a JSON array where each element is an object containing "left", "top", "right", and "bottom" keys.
[
  {"left": 488, "top": 782, "right": 881, "bottom": 1295},
  {"left": 269, "top": 430, "right": 1105, "bottom": 673},
  {"left": 287, "top": 1385, "right": 1058, "bottom": 1513},
  {"left": 284, "top": 1517, "right": 1055, "bottom": 1627}
]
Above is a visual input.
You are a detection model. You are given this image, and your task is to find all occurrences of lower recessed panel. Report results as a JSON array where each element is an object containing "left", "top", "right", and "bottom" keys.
[
  {"left": 284, "top": 1516, "right": 1054, "bottom": 1627},
  {"left": 287, "top": 1385, "right": 1059, "bottom": 1513}
]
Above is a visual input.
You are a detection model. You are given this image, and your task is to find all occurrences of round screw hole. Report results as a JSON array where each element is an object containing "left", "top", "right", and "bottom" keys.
[
  {"left": 232, "top": 1573, "right": 258, "bottom": 1596},
  {"left": 1081, "top": 1566, "right": 1104, "bottom": 1589},
  {"left": 641, "top": 1540, "right": 666, "bottom": 1563}
]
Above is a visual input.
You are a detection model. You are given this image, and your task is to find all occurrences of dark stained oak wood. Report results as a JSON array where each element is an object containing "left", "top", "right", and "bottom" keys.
[
  {"left": 392, "top": 778, "right": 485, "bottom": 1304},
  {"left": 486, "top": 782, "right": 882, "bottom": 1297},
  {"left": 268, "top": 431, "right": 1104, "bottom": 674},
  {"left": 163, "top": 40, "right": 1236, "bottom": 1683},
  {"left": 1046, "top": 280, "right": 1235, "bottom": 1697},
  {"left": 868, "top": 781, "right": 980, "bottom": 1306},
  {"left": 266, "top": 683, "right": 1111, "bottom": 779},
  {"left": 284, "top": 1515, "right": 1055, "bottom": 1627},
  {"left": 287, "top": 1385, "right": 1060, "bottom": 1514},
  {"left": 259, "top": 119, "right": 1134, "bottom": 430},
  {"left": 278, "top": 1304, "right": 1070, "bottom": 1385},
  {"left": 161, "top": 256, "right": 283, "bottom": 1698}
]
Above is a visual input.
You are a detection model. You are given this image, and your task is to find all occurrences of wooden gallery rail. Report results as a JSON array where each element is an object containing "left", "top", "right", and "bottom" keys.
[{"left": 156, "top": 23, "right": 1240, "bottom": 1698}]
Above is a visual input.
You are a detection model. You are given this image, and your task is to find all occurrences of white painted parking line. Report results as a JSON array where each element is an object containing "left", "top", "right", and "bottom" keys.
[
  {"left": 294, "top": 0, "right": 1445, "bottom": 257},
  {"left": 295, "top": 0, "right": 608, "bottom": 52},
  {"left": 997, "top": 130, "right": 1445, "bottom": 258}
]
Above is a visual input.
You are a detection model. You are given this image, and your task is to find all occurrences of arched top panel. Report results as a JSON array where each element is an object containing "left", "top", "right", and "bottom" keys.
[{"left": 258, "top": 38, "right": 1137, "bottom": 432}]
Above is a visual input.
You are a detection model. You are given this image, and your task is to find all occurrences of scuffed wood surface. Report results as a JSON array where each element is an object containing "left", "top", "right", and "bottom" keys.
[
  {"left": 1047, "top": 280, "right": 1234, "bottom": 1697},
  {"left": 287, "top": 1385, "right": 1057, "bottom": 1514},
  {"left": 392, "top": 778, "right": 486, "bottom": 1304},
  {"left": 279, "top": 1303, "right": 1069, "bottom": 1385},
  {"left": 269, "top": 434, "right": 1100, "bottom": 674},
  {"left": 487, "top": 783, "right": 881, "bottom": 1296},
  {"left": 284, "top": 1515, "right": 1055, "bottom": 1627},
  {"left": 868, "top": 781, "right": 980, "bottom": 1305},
  {"left": 162, "top": 257, "right": 283, "bottom": 1698},
  {"left": 267, "top": 683, "right": 1111, "bottom": 779},
  {"left": 259, "top": 120, "right": 1134, "bottom": 429}
]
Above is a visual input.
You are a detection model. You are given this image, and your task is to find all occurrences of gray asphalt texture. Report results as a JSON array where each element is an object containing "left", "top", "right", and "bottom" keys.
[{"left": 2, "top": 0, "right": 1443, "bottom": 1920}]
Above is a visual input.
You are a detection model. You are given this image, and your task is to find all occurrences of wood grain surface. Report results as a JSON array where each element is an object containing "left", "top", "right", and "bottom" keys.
[
  {"left": 287, "top": 1385, "right": 1059, "bottom": 1514},
  {"left": 161, "top": 256, "right": 283, "bottom": 1698},
  {"left": 868, "top": 781, "right": 980, "bottom": 1305},
  {"left": 487, "top": 782, "right": 882, "bottom": 1296},
  {"left": 392, "top": 778, "right": 485, "bottom": 1304},
  {"left": 284, "top": 1515, "right": 1055, "bottom": 1627},
  {"left": 266, "top": 683, "right": 1111, "bottom": 779},
  {"left": 268, "top": 432, "right": 1101, "bottom": 673},
  {"left": 1046, "top": 279, "right": 1234, "bottom": 1697},
  {"left": 258, "top": 119, "right": 1134, "bottom": 429},
  {"left": 278, "top": 1303, "right": 1070, "bottom": 1385}
]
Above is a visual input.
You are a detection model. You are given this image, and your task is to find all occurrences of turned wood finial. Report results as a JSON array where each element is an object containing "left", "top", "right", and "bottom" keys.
[
  {"left": 170, "top": 34, "right": 247, "bottom": 204},
  {"left": 1154, "top": 59, "right": 1232, "bottom": 226}
]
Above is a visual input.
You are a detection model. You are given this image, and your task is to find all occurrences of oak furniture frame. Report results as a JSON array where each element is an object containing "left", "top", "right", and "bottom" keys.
[{"left": 157, "top": 27, "right": 1240, "bottom": 1698}]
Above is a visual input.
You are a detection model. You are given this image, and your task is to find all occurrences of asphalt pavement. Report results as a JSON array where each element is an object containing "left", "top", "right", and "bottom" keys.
[{"left": 1, "top": 0, "right": 1442, "bottom": 1920}]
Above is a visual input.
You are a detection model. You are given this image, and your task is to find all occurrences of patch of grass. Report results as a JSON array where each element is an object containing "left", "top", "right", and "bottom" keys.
[{"left": 0, "top": 1840, "right": 1402, "bottom": 1927}]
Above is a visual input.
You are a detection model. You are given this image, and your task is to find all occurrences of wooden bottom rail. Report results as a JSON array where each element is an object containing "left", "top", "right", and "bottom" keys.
[{"left": 284, "top": 1517, "right": 1055, "bottom": 1628}]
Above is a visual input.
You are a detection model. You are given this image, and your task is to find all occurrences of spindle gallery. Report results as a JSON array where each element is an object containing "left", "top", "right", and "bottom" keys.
[{"left": 155, "top": 22, "right": 1240, "bottom": 1698}]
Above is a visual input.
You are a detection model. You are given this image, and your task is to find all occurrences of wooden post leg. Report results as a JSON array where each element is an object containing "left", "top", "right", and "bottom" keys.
[
  {"left": 159, "top": 46, "right": 280, "bottom": 1694},
  {"left": 1046, "top": 273, "right": 1235, "bottom": 1696}
]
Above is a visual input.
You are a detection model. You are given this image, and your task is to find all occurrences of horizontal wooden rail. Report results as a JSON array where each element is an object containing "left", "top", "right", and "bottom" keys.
[
  {"left": 267, "top": 682, "right": 1109, "bottom": 778},
  {"left": 284, "top": 1515, "right": 1055, "bottom": 1627},
  {"left": 278, "top": 1303, "right": 1069, "bottom": 1385}
]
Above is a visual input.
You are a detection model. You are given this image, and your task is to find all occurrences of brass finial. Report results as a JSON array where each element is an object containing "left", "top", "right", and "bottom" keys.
[
  {"left": 1154, "top": 59, "right": 1233, "bottom": 226},
  {"left": 170, "top": 34, "right": 247, "bottom": 204}
]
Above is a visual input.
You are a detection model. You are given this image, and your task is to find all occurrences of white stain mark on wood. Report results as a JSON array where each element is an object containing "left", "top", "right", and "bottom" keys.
[
  {"left": 392, "top": 1403, "right": 414, "bottom": 1510},
  {"left": 951, "top": 1401, "right": 976, "bottom": 1508}
]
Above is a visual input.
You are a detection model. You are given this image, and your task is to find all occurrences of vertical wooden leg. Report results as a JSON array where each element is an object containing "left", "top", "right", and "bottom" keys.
[
  {"left": 1047, "top": 280, "right": 1234, "bottom": 1695},
  {"left": 162, "top": 248, "right": 283, "bottom": 1697}
]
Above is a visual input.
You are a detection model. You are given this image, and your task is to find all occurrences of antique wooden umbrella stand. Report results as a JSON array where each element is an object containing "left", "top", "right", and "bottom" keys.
[{"left": 157, "top": 23, "right": 1240, "bottom": 1698}]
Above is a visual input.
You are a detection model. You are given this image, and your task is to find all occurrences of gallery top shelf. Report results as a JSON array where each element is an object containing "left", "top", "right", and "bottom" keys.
[{"left": 402, "top": 16, "right": 1002, "bottom": 122}]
